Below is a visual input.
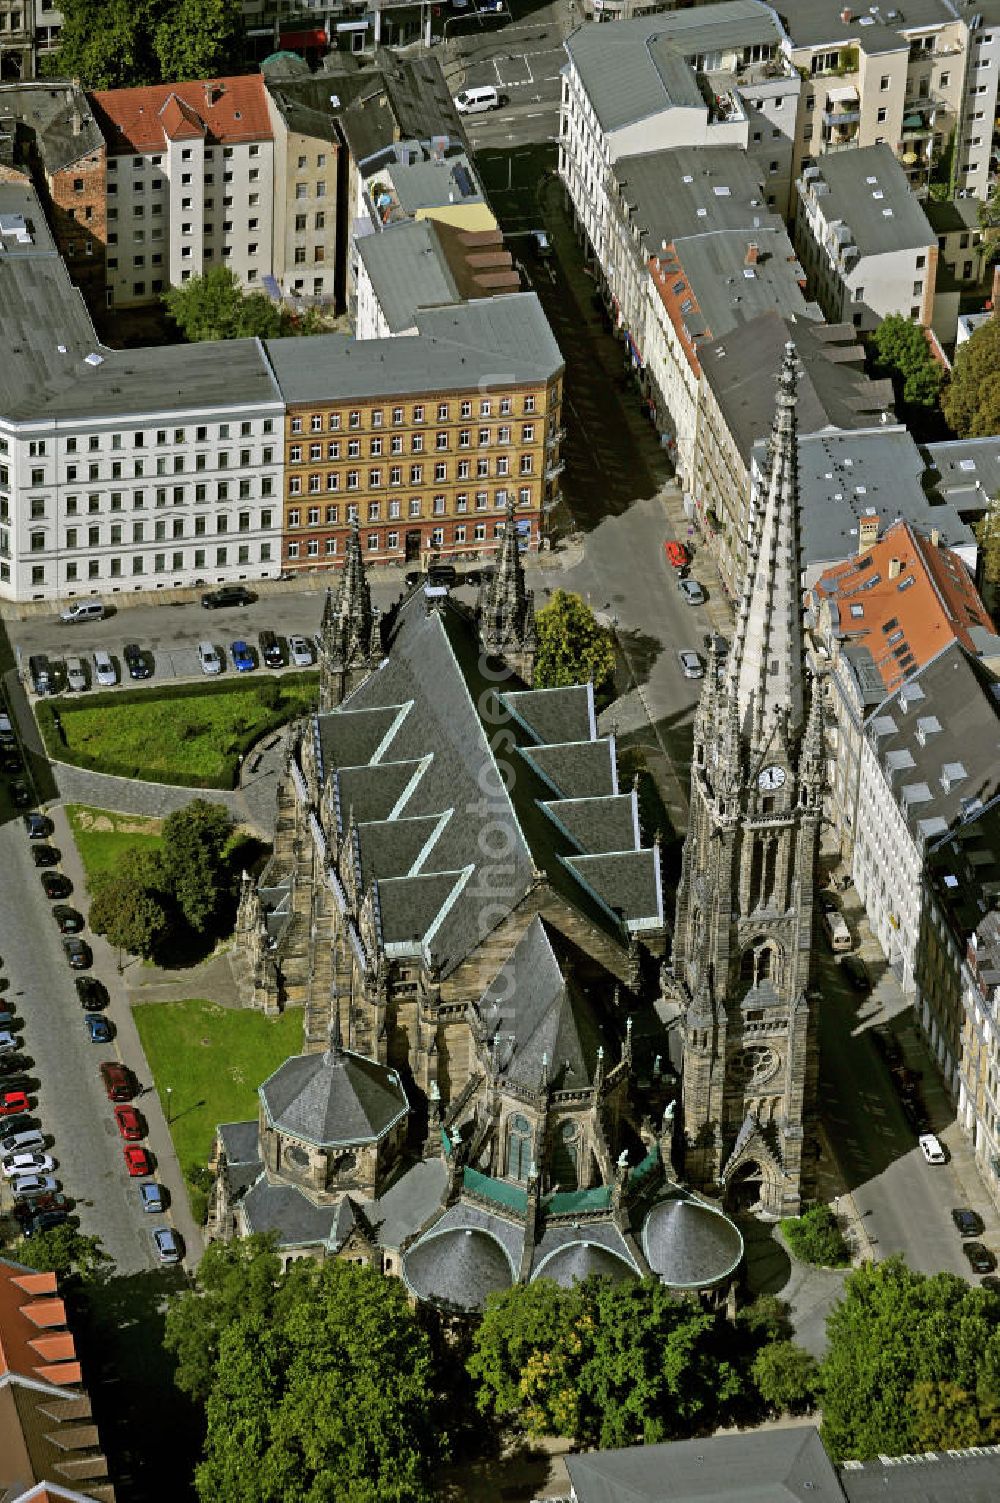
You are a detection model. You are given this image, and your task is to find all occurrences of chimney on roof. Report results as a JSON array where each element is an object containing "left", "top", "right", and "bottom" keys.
[
  {"left": 745, "top": 241, "right": 759, "bottom": 266},
  {"left": 71, "top": 107, "right": 81, "bottom": 136},
  {"left": 930, "top": 527, "right": 940, "bottom": 547},
  {"left": 858, "top": 516, "right": 880, "bottom": 552},
  {"left": 888, "top": 556, "right": 902, "bottom": 580}
]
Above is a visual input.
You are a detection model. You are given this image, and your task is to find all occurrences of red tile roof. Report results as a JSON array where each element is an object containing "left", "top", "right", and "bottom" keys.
[
  {"left": 0, "top": 1262, "right": 78, "bottom": 1386},
  {"left": 89, "top": 75, "right": 272, "bottom": 154},
  {"left": 813, "top": 520, "right": 995, "bottom": 695}
]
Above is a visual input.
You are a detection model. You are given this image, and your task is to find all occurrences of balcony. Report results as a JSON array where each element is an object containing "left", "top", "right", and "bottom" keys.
[
  {"left": 901, "top": 110, "right": 934, "bottom": 140},
  {"left": 823, "top": 108, "right": 861, "bottom": 127}
]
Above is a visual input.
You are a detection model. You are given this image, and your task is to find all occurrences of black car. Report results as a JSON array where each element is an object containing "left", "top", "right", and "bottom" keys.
[
  {"left": 818, "top": 891, "right": 841, "bottom": 915},
  {"left": 24, "top": 811, "right": 52, "bottom": 840},
  {"left": 258, "top": 629, "right": 284, "bottom": 668},
  {"left": 871, "top": 1025, "right": 903, "bottom": 1069},
  {"left": 427, "top": 562, "right": 457, "bottom": 588},
  {"left": 10, "top": 781, "right": 31, "bottom": 808},
  {"left": 201, "top": 586, "right": 253, "bottom": 609},
  {"left": 902, "top": 1096, "right": 931, "bottom": 1132},
  {"left": 41, "top": 871, "right": 72, "bottom": 900},
  {"left": 123, "top": 642, "right": 152, "bottom": 680},
  {"left": 75, "top": 976, "right": 107, "bottom": 1011},
  {"left": 840, "top": 955, "right": 872, "bottom": 993},
  {"left": 404, "top": 570, "right": 421, "bottom": 588},
  {"left": 52, "top": 905, "right": 84, "bottom": 934},
  {"left": 30, "top": 845, "right": 60, "bottom": 868},
  {"left": 963, "top": 1242, "right": 997, "bottom": 1274},
  {"left": 63, "top": 937, "right": 91, "bottom": 970},
  {"left": 953, "top": 1208, "right": 986, "bottom": 1238},
  {"left": 0, "top": 748, "right": 22, "bottom": 773},
  {"left": 24, "top": 1209, "right": 68, "bottom": 1236}
]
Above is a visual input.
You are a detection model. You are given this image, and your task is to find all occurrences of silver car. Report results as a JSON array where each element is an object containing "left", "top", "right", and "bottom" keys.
[
  {"left": 288, "top": 635, "right": 312, "bottom": 668},
  {"left": 678, "top": 577, "right": 705, "bottom": 606},
  {"left": 13, "top": 1172, "right": 59, "bottom": 1197},
  {"left": 677, "top": 649, "right": 704, "bottom": 680},
  {"left": 93, "top": 649, "right": 116, "bottom": 687},
  {"left": 65, "top": 655, "right": 87, "bottom": 692}
]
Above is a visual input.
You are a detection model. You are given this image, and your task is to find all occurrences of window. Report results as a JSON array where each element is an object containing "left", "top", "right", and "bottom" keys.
[
  {"left": 880, "top": 74, "right": 890, "bottom": 90},
  {"left": 411, "top": 434, "right": 424, "bottom": 453},
  {"left": 409, "top": 498, "right": 421, "bottom": 517},
  {"left": 520, "top": 455, "right": 533, "bottom": 475},
  {"left": 877, "top": 106, "right": 887, "bottom": 123},
  {"left": 413, "top": 404, "right": 425, "bottom": 423},
  {"left": 522, "top": 424, "right": 535, "bottom": 442},
  {"left": 436, "top": 431, "right": 448, "bottom": 450},
  {"left": 524, "top": 395, "right": 535, "bottom": 413},
  {"left": 435, "top": 462, "right": 447, "bottom": 482},
  {"left": 349, "top": 410, "right": 361, "bottom": 429},
  {"left": 410, "top": 464, "right": 423, "bottom": 484},
  {"left": 916, "top": 253, "right": 926, "bottom": 268},
  {"left": 392, "top": 407, "right": 404, "bottom": 426},
  {"left": 347, "top": 471, "right": 359, "bottom": 490}
]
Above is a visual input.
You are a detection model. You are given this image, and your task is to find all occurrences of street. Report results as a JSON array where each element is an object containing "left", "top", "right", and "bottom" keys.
[{"left": 445, "top": 3, "right": 567, "bottom": 151}]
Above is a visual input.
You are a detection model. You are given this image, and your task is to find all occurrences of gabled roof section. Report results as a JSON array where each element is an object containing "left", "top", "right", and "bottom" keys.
[
  {"left": 541, "top": 794, "right": 639, "bottom": 855},
  {"left": 356, "top": 812, "right": 446, "bottom": 884},
  {"left": 336, "top": 759, "right": 427, "bottom": 827},
  {"left": 259, "top": 1037, "right": 408, "bottom": 1148},
  {"left": 317, "top": 703, "right": 409, "bottom": 773},
  {"left": 564, "top": 850, "right": 663, "bottom": 931},
  {"left": 89, "top": 74, "right": 271, "bottom": 153},
  {"left": 158, "top": 93, "right": 205, "bottom": 141},
  {"left": 502, "top": 684, "right": 594, "bottom": 745},
  {"left": 519, "top": 739, "right": 617, "bottom": 799}
]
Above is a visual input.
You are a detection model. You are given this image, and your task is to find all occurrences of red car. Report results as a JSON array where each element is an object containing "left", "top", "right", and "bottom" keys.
[
  {"left": 1, "top": 1091, "right": 30, "bottom": 1117},
  {"left": 114, "top": 1104, "right": 144, "bottom": 1141},
  {"left": 664, "top": 539, "right": 690, "bottom": 569},
  {"left": 124, "top": 1145, "right": 152, "bottom": 1177}
]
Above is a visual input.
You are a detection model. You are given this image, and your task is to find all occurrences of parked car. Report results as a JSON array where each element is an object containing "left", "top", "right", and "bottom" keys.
[
  {"left": 123, "top": 642, "right": 152, "bottom": 680},
  {"left": 11, "top": 781, "right": 31, "bottom": 808},
  {"left": 902, "top": 1095, "right": 931, "bottom": 1133},
  {"left": 140, "top": 1182, "right": 165, "bottom": 1213},
  {"left": 114, "top": 1104, "right": 144, "bottom": 1140},
  {"left": 0, "top": 1031, "right": 21, "bottom": 1056},
  {"left": 201, "top": 586, "right": 253, "bottom": 609},
  {"left": 818, "top": 891, "right": 841, "bottom": 915},
  {"left": 0, "top": 1091, "right": 32, "bottom": 1117},
  {"left": 31, "top": 845, "right": 60, "bottom": 868},
  {"left": 0, "top": 711, "right": 15, "bottom": 748},
  {"left": 64, "top": 656, "right": 87, "bottom": 692},
  {"left": 63, "top": 937, "right": 91, "bottom": 970},
  {"left": 0, "top": 747, "right": 22, "bottom": 773},
  {"left": 840, "top": 955, "right": 871, "bottom": 992},
  {"left": 871, "top": 1026, "right": 903, "bottom": 1069},
  {"left": 198, "top": 640, "right": 222, "bottom": 676},
  {"left": 85, "top": 1015, "right": 113, "bottom": 1043},
  {"left": 676, "top": 649, "right": 703, "bottom": 680},
  {"left": 24, "top": 812, "right": 52, "bottom": 840},
  {"left": 919, "top": 1132, "right": 947, "bottom": 1165},
  {"left": 100, "top": 1061, "right": 134, "bottom": 1101},
  {"left": 124, "top": 1144, "right": 153, "bottom": 1176},
  {"left": 12, "top": 1172, "right": 57, "bottom": 1197},
  {"left": 13, "top": 1190, "right": 68, "bottom": 1219},
  {"left": 258, "top": 630, "right": 283, "bottom": 668},
  {"left": 24, "top": 1209, "right": 69, "bottom": 1236},
  {"left": 288, "top": 635, "right": 312, "bottom": 668},
  {"left": 76, "top": 977, "right": 108, "bottom": 1012},
  {"left": 664, "top": 539, "right": 690, "bottom": 570},
  {"left": 41, "top": 871, "right": 72, "bottom": 900},
  {"left": 678, "top": 577, "right": 705, "bottom": 606},
  {"left": 60, "top": 599, "right": 105, "bottom": 624},
  {"left": 230, "top": 640, "right": 254, "bottom": 673},
  {"left": 952, "top": 1208, "right": 985, "bottom": 1238},
  {"left": 153, "top": 1226, "right": 183, "bottom": 1264},
  {"left": 963, "top": 1242, "right": 997, "bottom": 1274},
  {"left": 2, "top": 1151, "right": 55, "bottom": 1178},
  {"left": 427, "top": 562, "right": 458, "bottom": 588},
  {"left": 52, "top": 905, "right": 84, "bottom": 934},
  {"left": 0, "top": 1115, "right": 36, "bottom": 1140},
  {"left": 1, "top": 1129, "right": 44, "bottom": 1155},
  {"left": 93, "top": 650, "right": 116, "bottom": 687}
]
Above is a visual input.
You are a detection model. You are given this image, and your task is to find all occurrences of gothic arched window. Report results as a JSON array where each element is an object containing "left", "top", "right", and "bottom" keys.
[
  {"left": 552, "top": 1119, "right": 580, "bottom": 1191},
  {"left": 506, "top": 1114, "right": 532, "bottom": 1182}
]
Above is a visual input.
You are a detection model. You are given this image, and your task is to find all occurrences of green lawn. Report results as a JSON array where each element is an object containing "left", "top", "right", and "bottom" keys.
[
  {"left": 65, "top": 804, "right": 164, "bottom": 884},
  {"left": 133, "top": 997, "right": 303, "bottom": 1173},
  {"left": 38, "top": 674, "right": 317, "bottom": 787}
]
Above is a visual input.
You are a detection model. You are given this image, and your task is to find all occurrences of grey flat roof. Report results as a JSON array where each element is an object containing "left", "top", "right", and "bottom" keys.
[
  {"left": 925, "top": 437, "right": 1000, "bottom": 522},
  {"left": 676, "top": 228, "right": 818, "bottom": 339},
  {"left": 805, "top": 146, "right": 934, "bottom": 257},
  {"left": 782, "top": 0, "right": 956, "bottom": 51},
  {"left": 266, "top": 291, "right": 563, "bottom": 403},
  {"left": 762, "top": 427, "right": 976, "bottom": 573},
  {"left": 565, "top": 3, "right": 781, "bottom": 132},
  {"left": 924, "top": 195, "right": 982, "bottom": 236},
  {"left": 355, "top": 219, "right": 460, "bottom": 332},
  {"left": 616, "top": 144, "right": 777, "bottom": 248},
  {"left": 0, "top": 79, "right": 104, "bottom": 173},
  {"left": 387, "top": 150, "right": 484, "bottom": 216}
]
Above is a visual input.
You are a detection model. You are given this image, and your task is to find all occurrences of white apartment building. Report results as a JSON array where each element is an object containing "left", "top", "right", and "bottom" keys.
[
  {"left": 794, "top": 144, "right": 938, "bottom": 332},
  {"left": 89, "top": 76, "right": 275, "bottom": 308},
  {"left": 961, "top": 8, "right": 1000, "bottom": 203}
]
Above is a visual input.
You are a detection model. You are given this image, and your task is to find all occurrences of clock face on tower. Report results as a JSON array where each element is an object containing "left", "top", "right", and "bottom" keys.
[{"left": 758, "top": 765, "right": 786, "bottom": 792}]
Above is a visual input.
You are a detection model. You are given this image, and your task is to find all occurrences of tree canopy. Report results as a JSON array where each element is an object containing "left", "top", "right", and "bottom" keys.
[
  {"left": 164, "top": 268, "right": 285, "bottom": 344},
  {"left": 976, "top": 494, "right": 1000, "bottom": 592},
  {"left": 819, "top": 1258, "right": 1000, "bottom": 1460},
  {"left": 943, "top": 317, "right": 1000, "bottom": 437},
  {"left": 89, "top": 860, "right": 171, "bottom": 959},
  {"left": 160, "top": 798, "right": 233, "bottom": 933},
  {"left": 533, "top": 590, "right": 616, "bottom": 697},
  {"left": 43, "top": 0, "right": 243, "bottom": 89},
  {"left": 780, "top": 1205, "right": 850, "bottom": 1267},
  {"left": 16, "top": 1225, "right": 110, "bottom": 1284},
  {"left": 165, "top": 1234, "right": 283, "bottom": 1403},
  {"left": 152, "top": 0, "right": 244, "bottom": 85},
  {"left": 869, "top": 314, "right": 943, "bottom": 411},
  {"left": 187, "top": 1257, "right": 441, "bottom": 1503}
]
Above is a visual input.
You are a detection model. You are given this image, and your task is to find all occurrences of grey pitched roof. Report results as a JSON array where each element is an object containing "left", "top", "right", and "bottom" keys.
[
  {"left": 641, "top": 1189, "right": 744, "bottom": 1288},
  {"left": 355, "top": 218, "right": 460, "bottom": 333},
  {"left": 473, "top": 916, "right": 618, "bottom": 1092},
  {"left": 925, "top": 796, "right": 1000, "bottom": 945},
  {"left": 782, "top": 0, "right": 955, "bottom": 51},
  {"left": 700, "top": 312, "right": 893, "bottom": 464},
  {"left": 615, "top": 145, "right": 785, "bottom": 254},
  {"left": 541, "top": 794, "right": 639, "bottom": 855},
  {"left": 566, "top": 1425, "right": 844, "bottom": 1503},
  {"left": 518, "top": 739, "right": 617, "bottom": 799},
  {"left": 240, "top": 1175, "right": 338, "bottom": 1250},
  {"left": 266, "top": 292, "right": 562, "bottom": 404},
  {"left": 804, "top": 146, "right": 935, "bottom": 257},
  {"left": 0, "top": 79, "right": 104, "bottom": 173},
  {"left": 217, "top": 1120, "right": 260, "bottom": 1166},
  {"left": 565, "top": 4, "right": 783, "bottom": 134},
  {"left": 531, "top": 1225, "right": 640, "bottom": 1287},
  {"left": 373, "top": 1156, "right": 449, "bottom": 1249},
  {"left": 670, "top": 228, "right": 818, "bottom": 343},
  {"left": 259, "top": 1042, "right": 408, "bottom": 1147},
  {"left": 840, "top": 1447, "right": 1000, "bottom": 1503},
  {"left": 565, "top": 851, "right": 661, "bottom": 927},
  {"left": 401, "top": 1200, "right": 521, "bottom": 1312},
  {"left": 504, "top": 684, "right": 594, "bottom": 745},
  {"left": 925, "top": 437, "right": 1000, "bottom": 527},
  {"left": 336, "top": 759, "right": 426, "bottom": 826}
]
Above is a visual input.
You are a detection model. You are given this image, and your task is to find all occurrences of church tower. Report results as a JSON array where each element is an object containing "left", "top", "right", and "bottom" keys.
[
  {"left": 477, "top": 496, "right": 536, "bottom": 682},
  {"left": 318, "top": 519, "right": 383, "bottom": 711},
  {"left": 671, "top": 343, "right": 822, "bottom": 1217}
]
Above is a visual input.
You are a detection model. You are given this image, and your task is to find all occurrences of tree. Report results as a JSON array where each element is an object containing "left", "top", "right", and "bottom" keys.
[
  {"left": 164, "top": 1234, "right": 282, "bottom": 1403},
  {"left": 533, "top": 590, "right": 616, "bottom": 697},
  {"left": 164, "top": 267, "right": 284, "bottom": 344},
  {"left": 159, "top": 798, "right": 232, "bottom": 933},
  {"left": 193, "top": 1259, "right": 441, "bottom": 1503},
  {"left": 943, "top": 318, "right": 1000, "bottom": 437},
  {"left": 910, "top": 1379, "right": 1000, "bottom": 1452},
  {"left": 820, "top": 1257, "right": 1000, "bottom": 1461},
  {"left": 88, "top": 872, "right": 170, "bottom": 960},
  {"left": 752, "top": 1341, "right": 820, "bottom": 1415},
  {"left": 870, "top": 314, "right": 943, "bottom": 410},
  {"left": 153, "top": 0, "right": 243, "bottom": 84},
  {"left": 780, "top": 1204, "right": 850, "bottom": 1267},
  {"left": 976, "top": 494, "right": 1000, "bottom": 592},
  {"left": 17, "top": 1225, "right": 110, "bottom": 1284},
  {"left": 41, "top": 0, "right": 158, "bottom": 88}
]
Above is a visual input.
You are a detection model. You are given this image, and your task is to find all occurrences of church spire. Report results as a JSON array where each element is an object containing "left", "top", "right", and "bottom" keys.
[
  {"left": 318, "top": 518, "right": 381, "bottom": 711},
  {"left": 478, "top": 497, "right": 535, "bottom": 679},
  {"left": 727, "top": 342, "right": 806, "bottom": 752}
]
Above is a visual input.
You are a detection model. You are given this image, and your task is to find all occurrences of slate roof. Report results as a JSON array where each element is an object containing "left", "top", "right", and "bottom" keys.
[
  {"left": 314, "top": 593, "right": 662, "bottom": 978},
  {"left": 259, "top": 1040, "right": 408, "bottom": 1147},
  {"left": 373, "top": 1156, "right": 449, "bottom": 1249},
  {"left": 641, "top": 1189, "right": 744, "bottom": 1288},
  {"left": 531, "top": 1222, "right": 641, "bottom": 1287},
  {"left": 217, "top": 1120, "right": 263, "bottom": 1200},
  {"left": 240, "top": 1175, "right": 338, "bottom": 1250},
  {"left": 566, "top": 1425, "right": 844, "bottom": 1503},
  {"left": 355, "top": 218, "right": 460, "bottom": 332},
  {"left": 840, "top": 1446, "right": 1000, "bottom": 1503},
  {"left": 400, "top": 1201, "right": 521, "bottom": 1312},
  {"left": 0, "top": 80, "right": 104, "bottom": 173}
]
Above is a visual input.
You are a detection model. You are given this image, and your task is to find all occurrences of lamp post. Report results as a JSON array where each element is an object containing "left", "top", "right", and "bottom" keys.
[{"left": 166, "top": 1086, "right": 173, "bottom": 1125}]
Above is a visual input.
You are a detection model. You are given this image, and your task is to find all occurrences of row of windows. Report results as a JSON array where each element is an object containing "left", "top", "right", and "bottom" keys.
[
  {"left": 289, "top": 426, "right": 537, "bottom": 461},
  {"left": 31, "top": 510, "right": 272, "bottom": 551},
  {"left": 29, "top": 481, "right": 273, "bottom": 512},
  {"left": 287, "top": 458, "right": 533, "bottom": 494},
  {"left": 287, "top": 490, "right": 531, "bottom": 526},
  {"left": 54, "top": 452, "right": 272, "bottom": 484},
  {"left": 289, "top": 394, "right": 538, "bottom": 433},
  {"left": 27, "top": 541, "right": 272, "bottom": 587},
  {"left": 109, "top": 145, "right": 262, "bottom": 172},
  {"left": 286, "top": 519, "right": 514, "bottom": 560},
  {"left": 32, "top": 422, "right": 273, "bottom": 458}
]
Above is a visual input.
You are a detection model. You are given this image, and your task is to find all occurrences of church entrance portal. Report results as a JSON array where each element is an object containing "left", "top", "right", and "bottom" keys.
[{"left": 726, "top": 1160, "right": 764, "bottom": 1212}]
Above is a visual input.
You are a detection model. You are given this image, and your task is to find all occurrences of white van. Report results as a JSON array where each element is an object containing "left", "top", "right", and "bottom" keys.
[
  {"left": 198, "top": 641, "right": 222, "bottom": 676},
  {"left": 822, "top": 909, "right": 852, "bottom": 953},
  {"left": 60, "top": 599, "right": 105, "bottom": 624},
  {"left": 454, "top": 86, "right": 501, "bottom": 115}
]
